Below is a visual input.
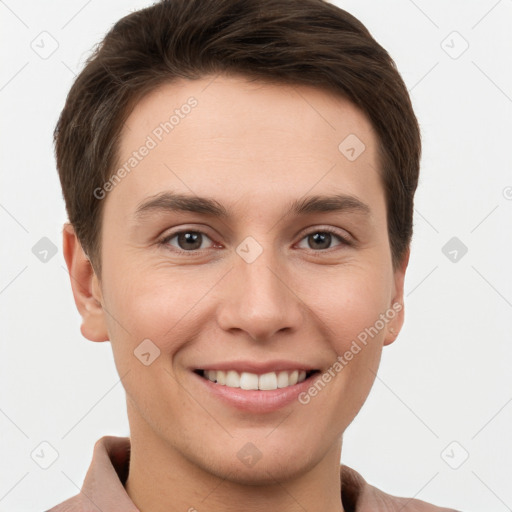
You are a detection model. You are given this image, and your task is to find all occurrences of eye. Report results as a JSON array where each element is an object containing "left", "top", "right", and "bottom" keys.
[
  {"left": 159, "top": 226, "right": 352, "bottom": 255},
  {"left": 159, "top": 229, "right": 215, "bottom": 253},
  {"left": 296, "top": 227, "right": 352, "bottom": 251}
]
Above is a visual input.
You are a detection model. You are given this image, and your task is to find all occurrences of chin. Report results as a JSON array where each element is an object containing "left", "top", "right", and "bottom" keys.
[{"left": 188, "top": 434, "right": 324, "bottom": 485}]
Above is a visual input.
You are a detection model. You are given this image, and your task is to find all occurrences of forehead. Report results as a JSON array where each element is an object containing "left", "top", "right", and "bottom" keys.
[{"left": 107, "top": 74, "right": 383, "bottom": 223}]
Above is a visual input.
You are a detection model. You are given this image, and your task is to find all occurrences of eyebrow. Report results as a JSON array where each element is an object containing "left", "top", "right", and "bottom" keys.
[{"left": 133, "top": 191, "right": 371, "bottom": 221}]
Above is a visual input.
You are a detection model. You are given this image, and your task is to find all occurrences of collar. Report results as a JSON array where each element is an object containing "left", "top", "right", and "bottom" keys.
[{"left": 47, "top": 435, "right": 457, "bottom": 512}]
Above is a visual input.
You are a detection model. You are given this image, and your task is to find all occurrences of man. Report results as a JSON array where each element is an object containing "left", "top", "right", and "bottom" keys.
[{"left": 48, "top": 0, "right": 459, "bottom": 510}]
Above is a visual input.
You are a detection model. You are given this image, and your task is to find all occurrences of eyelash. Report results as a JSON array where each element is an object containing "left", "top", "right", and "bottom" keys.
[{"left": 157, "top": 226, "right": 353, "bottom": 255}]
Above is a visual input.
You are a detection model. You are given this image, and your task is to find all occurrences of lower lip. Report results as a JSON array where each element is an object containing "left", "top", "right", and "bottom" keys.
[{"left": 192, "top": 371, "right": 320, "bottom": 413}]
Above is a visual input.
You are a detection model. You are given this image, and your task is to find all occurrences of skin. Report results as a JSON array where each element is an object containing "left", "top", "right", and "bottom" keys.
[{"left": 63, "top": 73, "right": 409, "bottom": 512}]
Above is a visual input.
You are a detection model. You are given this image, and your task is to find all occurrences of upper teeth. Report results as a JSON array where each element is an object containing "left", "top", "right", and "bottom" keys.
[{"left": 203, "top": 370, "right": 308, "bottom": 390}]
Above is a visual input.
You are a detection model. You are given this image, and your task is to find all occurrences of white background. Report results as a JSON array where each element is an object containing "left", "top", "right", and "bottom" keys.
[{"left": 1, "top": 1, "right": 511, "bottom": 511}]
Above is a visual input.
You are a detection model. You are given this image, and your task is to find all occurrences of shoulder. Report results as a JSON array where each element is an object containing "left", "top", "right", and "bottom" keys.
[
  {"left": 44, "top": 435, "right": 132, "bottom": 512},
  {"left": 44, "top": 494, "right": 87, "bottom": 512},
  {"left": 341, "top": 465, "right": 461, "bottom": 512}
]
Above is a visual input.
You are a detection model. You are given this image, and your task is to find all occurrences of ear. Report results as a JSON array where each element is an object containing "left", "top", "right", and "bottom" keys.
[
  {"left": 62, "top": 222, "right": 109, "bottom": 342},
  {"left": 383, "top": 247, "right": 410, "bottom": 346}
]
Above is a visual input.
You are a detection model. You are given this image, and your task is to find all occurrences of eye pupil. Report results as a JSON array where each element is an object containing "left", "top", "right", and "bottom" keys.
[
  {"left": 309, "top": 232, "right": 331, "bottom": 250},
  {"left": 178, "top": 232, "right": 202, "bottom": 250}
]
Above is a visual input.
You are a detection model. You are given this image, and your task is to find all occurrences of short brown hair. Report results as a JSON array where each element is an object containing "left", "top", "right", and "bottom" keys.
[{"left": 54, "top": 0, "right": 421, "bottom": 277}]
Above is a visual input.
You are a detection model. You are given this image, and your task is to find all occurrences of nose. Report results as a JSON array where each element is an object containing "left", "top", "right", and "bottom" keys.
[{"left": 216, "top": 244, "right": 305, "bottom": 342}]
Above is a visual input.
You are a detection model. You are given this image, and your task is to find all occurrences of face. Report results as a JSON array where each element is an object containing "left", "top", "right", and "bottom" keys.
[{"left": 70, "top": 74, "right": 407, "bottom": 483}]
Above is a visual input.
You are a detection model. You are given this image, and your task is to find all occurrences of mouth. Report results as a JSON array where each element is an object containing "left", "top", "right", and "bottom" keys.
[{"left": 193, "top": 368, "right": 320, "bottom": 391}]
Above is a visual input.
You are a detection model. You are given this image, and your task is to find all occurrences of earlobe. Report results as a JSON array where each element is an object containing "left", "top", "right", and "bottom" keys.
[
  {"left": 383, "top": 248, "right": 410, "bottom": 346},
  {"left": 62, "top": 223, "right": 109, "bottom": 342}
]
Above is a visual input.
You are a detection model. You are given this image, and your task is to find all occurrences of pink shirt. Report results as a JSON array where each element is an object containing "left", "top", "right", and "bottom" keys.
[{"left": 45, "top": 436, "right": 460, "bottom": 512}]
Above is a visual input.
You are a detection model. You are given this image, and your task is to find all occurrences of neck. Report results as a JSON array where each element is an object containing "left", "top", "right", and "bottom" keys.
[{"left": 124, "top": 403, "right": 346, "bottom": 512}]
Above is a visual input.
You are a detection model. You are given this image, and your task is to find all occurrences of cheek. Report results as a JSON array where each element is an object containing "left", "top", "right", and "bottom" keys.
[
  {"left": 304, "top": 273, "right": 389, "bottom": 433},
  {"left": 102, "top": 264, "right": 211, "bottom": 356},
  {"left": 307, "top": 265, "right": 392, "bottom": 349},
  {"left": 318, "top": 266, "right": 391, "bottom": 408}
]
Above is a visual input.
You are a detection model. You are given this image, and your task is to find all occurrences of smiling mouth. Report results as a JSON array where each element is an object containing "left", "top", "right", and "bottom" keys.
[{"left": 194, "top": 369, "right": 320, "bottom": 391}]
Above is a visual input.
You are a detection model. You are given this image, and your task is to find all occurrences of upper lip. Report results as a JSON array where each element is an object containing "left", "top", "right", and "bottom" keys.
[{"left": 193, "top": 360, "right": 320, "bottom": 375}]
